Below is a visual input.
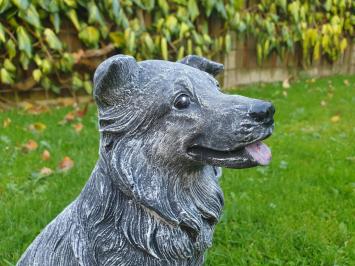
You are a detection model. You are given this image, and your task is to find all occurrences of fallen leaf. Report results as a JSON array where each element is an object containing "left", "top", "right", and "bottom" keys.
[
  {"left": 343, "top": 79, "right": 349, "bottom": 86},
  {"left": 60, "top": 98, "right": 75, "bottom": 106},
  {"left": 320, "top": 100, "right": 327, "bottom": 107},
  {"left": 20, "top": 102, "right": 49, "bottom": 114},
  {"left": 23, "top": 139, "right": 38, "bottom": 152},
  {"left": 21, "top": 102, "right": 34, "bottom": 112},
  {"left": 41, "top": 149, "right": 51, "bottom": 161},
  {"left": 3, "top": 118, "right": 11, "bottom": 128},
  {"left": 282, "top": 90, "right": 288, "bottom": 97},
  {"left": 65, "top": 112, "right": 75, "bottom": 122},
  {"left": 28, "top": 122, "right": 47, "bottom": 133},
  {"left": 73, "top": 123, "right": 84, "bottom": 133},
  {"left": 59, "top": 111, "right": 76, "bottom": 125},
  {"left": 39, "top": 167, "right": 53, "bottom": 176},
  {"left": 76, "top": 103, "right": 88, "bottom": 118},
  {"left": 282, "top": 78, "right": 290, "bottom": 89},
  {"left": 331, "top": 115, "right": 340, "bottom": 123},
  {"left": 58, "top": 156, "right": 74, "bottom": 172}
]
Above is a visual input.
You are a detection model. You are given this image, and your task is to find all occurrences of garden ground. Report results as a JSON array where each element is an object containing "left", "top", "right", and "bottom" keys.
[{"left": 0, "top": 75, "right": 354, "bottom": 265}]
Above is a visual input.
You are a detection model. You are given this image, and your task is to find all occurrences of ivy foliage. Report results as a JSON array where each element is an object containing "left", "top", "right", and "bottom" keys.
[{"left": 0, "top": 0, "right": 353, "bottom": 94}]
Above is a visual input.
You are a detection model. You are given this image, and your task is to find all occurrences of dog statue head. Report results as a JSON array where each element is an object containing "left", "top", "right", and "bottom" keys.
[{"left": 92, "top": 54, "right": 274, "bottom": 262}]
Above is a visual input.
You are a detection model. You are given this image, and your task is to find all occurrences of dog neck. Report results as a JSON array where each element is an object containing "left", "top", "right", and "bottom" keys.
[{"left": 74, "top": 154, "right": 223, "bottom": 265}]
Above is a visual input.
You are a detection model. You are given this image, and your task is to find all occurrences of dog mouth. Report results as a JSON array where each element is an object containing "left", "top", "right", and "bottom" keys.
[{"left": 186, "top": 134, "right": 272, "bottom": 168}]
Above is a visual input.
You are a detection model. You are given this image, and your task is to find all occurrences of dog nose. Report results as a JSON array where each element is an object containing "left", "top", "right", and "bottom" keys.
[{"left": 249, "top": 101, "right": 275, "bottom": 123}]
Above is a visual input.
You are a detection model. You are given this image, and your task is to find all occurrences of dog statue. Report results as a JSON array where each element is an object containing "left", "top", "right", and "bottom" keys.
[{"left": 18, "top": 55, "right": 274, "bottom": 265}]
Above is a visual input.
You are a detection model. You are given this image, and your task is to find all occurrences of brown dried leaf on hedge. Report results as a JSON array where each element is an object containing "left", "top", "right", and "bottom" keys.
[{"left": 58, "top": 156, "right": 74, "bottom": 172}]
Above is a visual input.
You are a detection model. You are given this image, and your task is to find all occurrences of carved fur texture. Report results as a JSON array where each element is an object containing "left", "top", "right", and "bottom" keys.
[{"left": 18, "top": 55, "right": 274, "bottom": 266}]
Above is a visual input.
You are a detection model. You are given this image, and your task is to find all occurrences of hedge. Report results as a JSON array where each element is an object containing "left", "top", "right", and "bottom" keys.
[{"left": 0, "top": 0, "right": 353, "bottom": 94}]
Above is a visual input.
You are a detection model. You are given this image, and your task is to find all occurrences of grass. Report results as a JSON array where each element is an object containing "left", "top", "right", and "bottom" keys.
[{"left": 1, "top": 75, "right": 354, "bottom": 265}]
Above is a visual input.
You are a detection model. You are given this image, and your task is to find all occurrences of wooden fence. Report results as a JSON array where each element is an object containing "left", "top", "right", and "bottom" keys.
[{"left": 222, "top": 33, "right": 355, "bottom": 88}]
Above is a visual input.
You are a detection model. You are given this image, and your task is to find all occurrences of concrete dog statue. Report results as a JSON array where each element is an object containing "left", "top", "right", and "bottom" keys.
[{"left": 18, "top": 55, "right": 274, "bottom": 265}]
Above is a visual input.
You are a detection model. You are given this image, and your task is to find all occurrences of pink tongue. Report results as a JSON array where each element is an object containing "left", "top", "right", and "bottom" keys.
[{"left": 245, "top": 141, "right": 272, "bottom": 165}]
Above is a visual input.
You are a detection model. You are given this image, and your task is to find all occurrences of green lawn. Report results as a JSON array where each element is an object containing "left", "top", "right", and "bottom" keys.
[{"left": 0, "top": 75, "right": 354, "bottom": 265}]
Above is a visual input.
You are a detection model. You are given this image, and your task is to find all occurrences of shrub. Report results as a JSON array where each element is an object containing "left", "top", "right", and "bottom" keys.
[{"left": 0, "top": 0, "right": 353, "bottom": 94}]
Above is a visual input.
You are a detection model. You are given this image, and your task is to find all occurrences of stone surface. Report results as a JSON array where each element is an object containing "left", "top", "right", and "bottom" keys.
[{"left": 17, "top": 55, "right": 274, "bottom": 266}]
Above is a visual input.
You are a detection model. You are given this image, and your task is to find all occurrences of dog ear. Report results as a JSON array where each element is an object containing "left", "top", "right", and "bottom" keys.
[
  {"left": 93, "top": 54, "right": 139, "bottom": 106},
  {"left": 178, "top": 55, "right": 224, "bottom": 76}
]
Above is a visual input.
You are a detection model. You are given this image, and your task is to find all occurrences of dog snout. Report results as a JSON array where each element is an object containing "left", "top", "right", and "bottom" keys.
[{"left": 249, "top": 101, "right": 275, "bottom": 124}]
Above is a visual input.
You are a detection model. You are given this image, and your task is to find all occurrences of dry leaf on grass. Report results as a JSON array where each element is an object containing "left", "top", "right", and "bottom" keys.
[
  {"left": 73, "top": 123, "right": 84, "bottom": 133},
  {"left": 76, "top": 104, "right": 88, "bottom": 118},
  {"left": 58, "top": 156, "right": 74, "bottom": 172},
  {"left": 64, "top": 112, "right": 75, "bottom": 122},
  {"left": 20, "top": 102, "right": 49, "bottom": 114},
  {"left": 39, "top": 167, "right": 53, "bottom": 177},
  {"left": 59, "top": 112, "right": 76, "bottom": 125},
  {"left": 28, "top": 122, "right": 47, "bottom": 133},
  {"left": 282, "top": 78, "right": 290, "bottom": 89},
  {"left": 41, "top": 150, "right": 51, "bottom": 161},
  {"left": 343, "top": 79, "right": 349, "bottom": 86},
  {"left": 22, "top": 139, "right": 38, "bottom": 152},
  {"left": 330, "top": 115, "right": 340, "bottom": 123},
  {"left": 3, "top": 118, "right": 11, "bottom": 128}
]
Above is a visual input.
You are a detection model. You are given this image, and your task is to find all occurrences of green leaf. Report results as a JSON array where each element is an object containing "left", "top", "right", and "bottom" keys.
[
  {"left": 340, "top": 38, "right": 347, "bottom": 52},
  {"left": 64, "top": 0, "right": 76, "bottom": 8},
  {"left": 158, "top": 0, "right": 169, "bottom": 15},
  {"left": 41, "top": 76, "right": 51, "bottom": 90},
  {"left": 109, "top": 32, "right": 125, "bottom": 47},
  {"left": 16, "top": 26, "right": 32, "bottom": 58},
  {"left": 111, "top": 0, "right": 120, "bottom": 20},
  {"left": 204, "top": 0, "right": 215, "bottom": 17},
  {"left": 72, "top": 72, "right": 83, "bottom": 90},
  {"left": 19, "top": 4, "right": 42, "bottom": 29},
  {"left": 4, "top": 59, "right": 16, "bottom": 72},
  {"left": 161, "top": 37, "right": 168, "bottom": 60},
  {"left": 177, "top": 46, "right": 185, "bottom": 60},
  {"left": 0, "top": 22, "right": 5, "bottom": 43},
  {"left": 0, "top": 68, "right": 14, "bottom": 84},
  {"left": 83, "top": 80, "right": 93, "bottom": 94},
  {"left": 51, "top": 13, "right": 61, "bottom": 33},
  {"left": 11, "top": 0, "right": 29, "bottom": 10},
  {"left": 166, "top": 15, "right": 178, "bottom": 32},
  {"left": 143, "top": 33, "right": 155, "bottom": 53},
  {"left": 6, "top": 39, "right": 16, "bottom": 59},
  {"left": 32, "top": 69, "right": 42, "bottom": 82},
  {"left": 19, "top": 52, "right": 30, "bottom": 70},
  {"left": 44, "top": 28, "right": 63, "bottom": 51},
  {"left": 67, "top": 9, "right": 81, "bottom": 31},
  {"left": 0, "top": 0, "right": 11, "bottom": 14},
  {"left": 59, "top": 53, "right": 75, "bottom": 72},
  {"left": 79, "top": 26, "right": 100, "bottom": 48},
  {"left": 88, "top": 1, "right": 105, "bottom": 27},
  {"left": 41, "top": 59, "right": 52, "bottom": 74},
  {"left": 188, "top": 0, "right": 199, "bottom": 21},
  {"left": 215, "top": 1, "right": 227, "bottom": 19}
]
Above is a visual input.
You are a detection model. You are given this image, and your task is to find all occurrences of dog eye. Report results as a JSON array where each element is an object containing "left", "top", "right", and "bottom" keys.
[{"left": 174, "top": 94, "right": 191, "bottom": 109}]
